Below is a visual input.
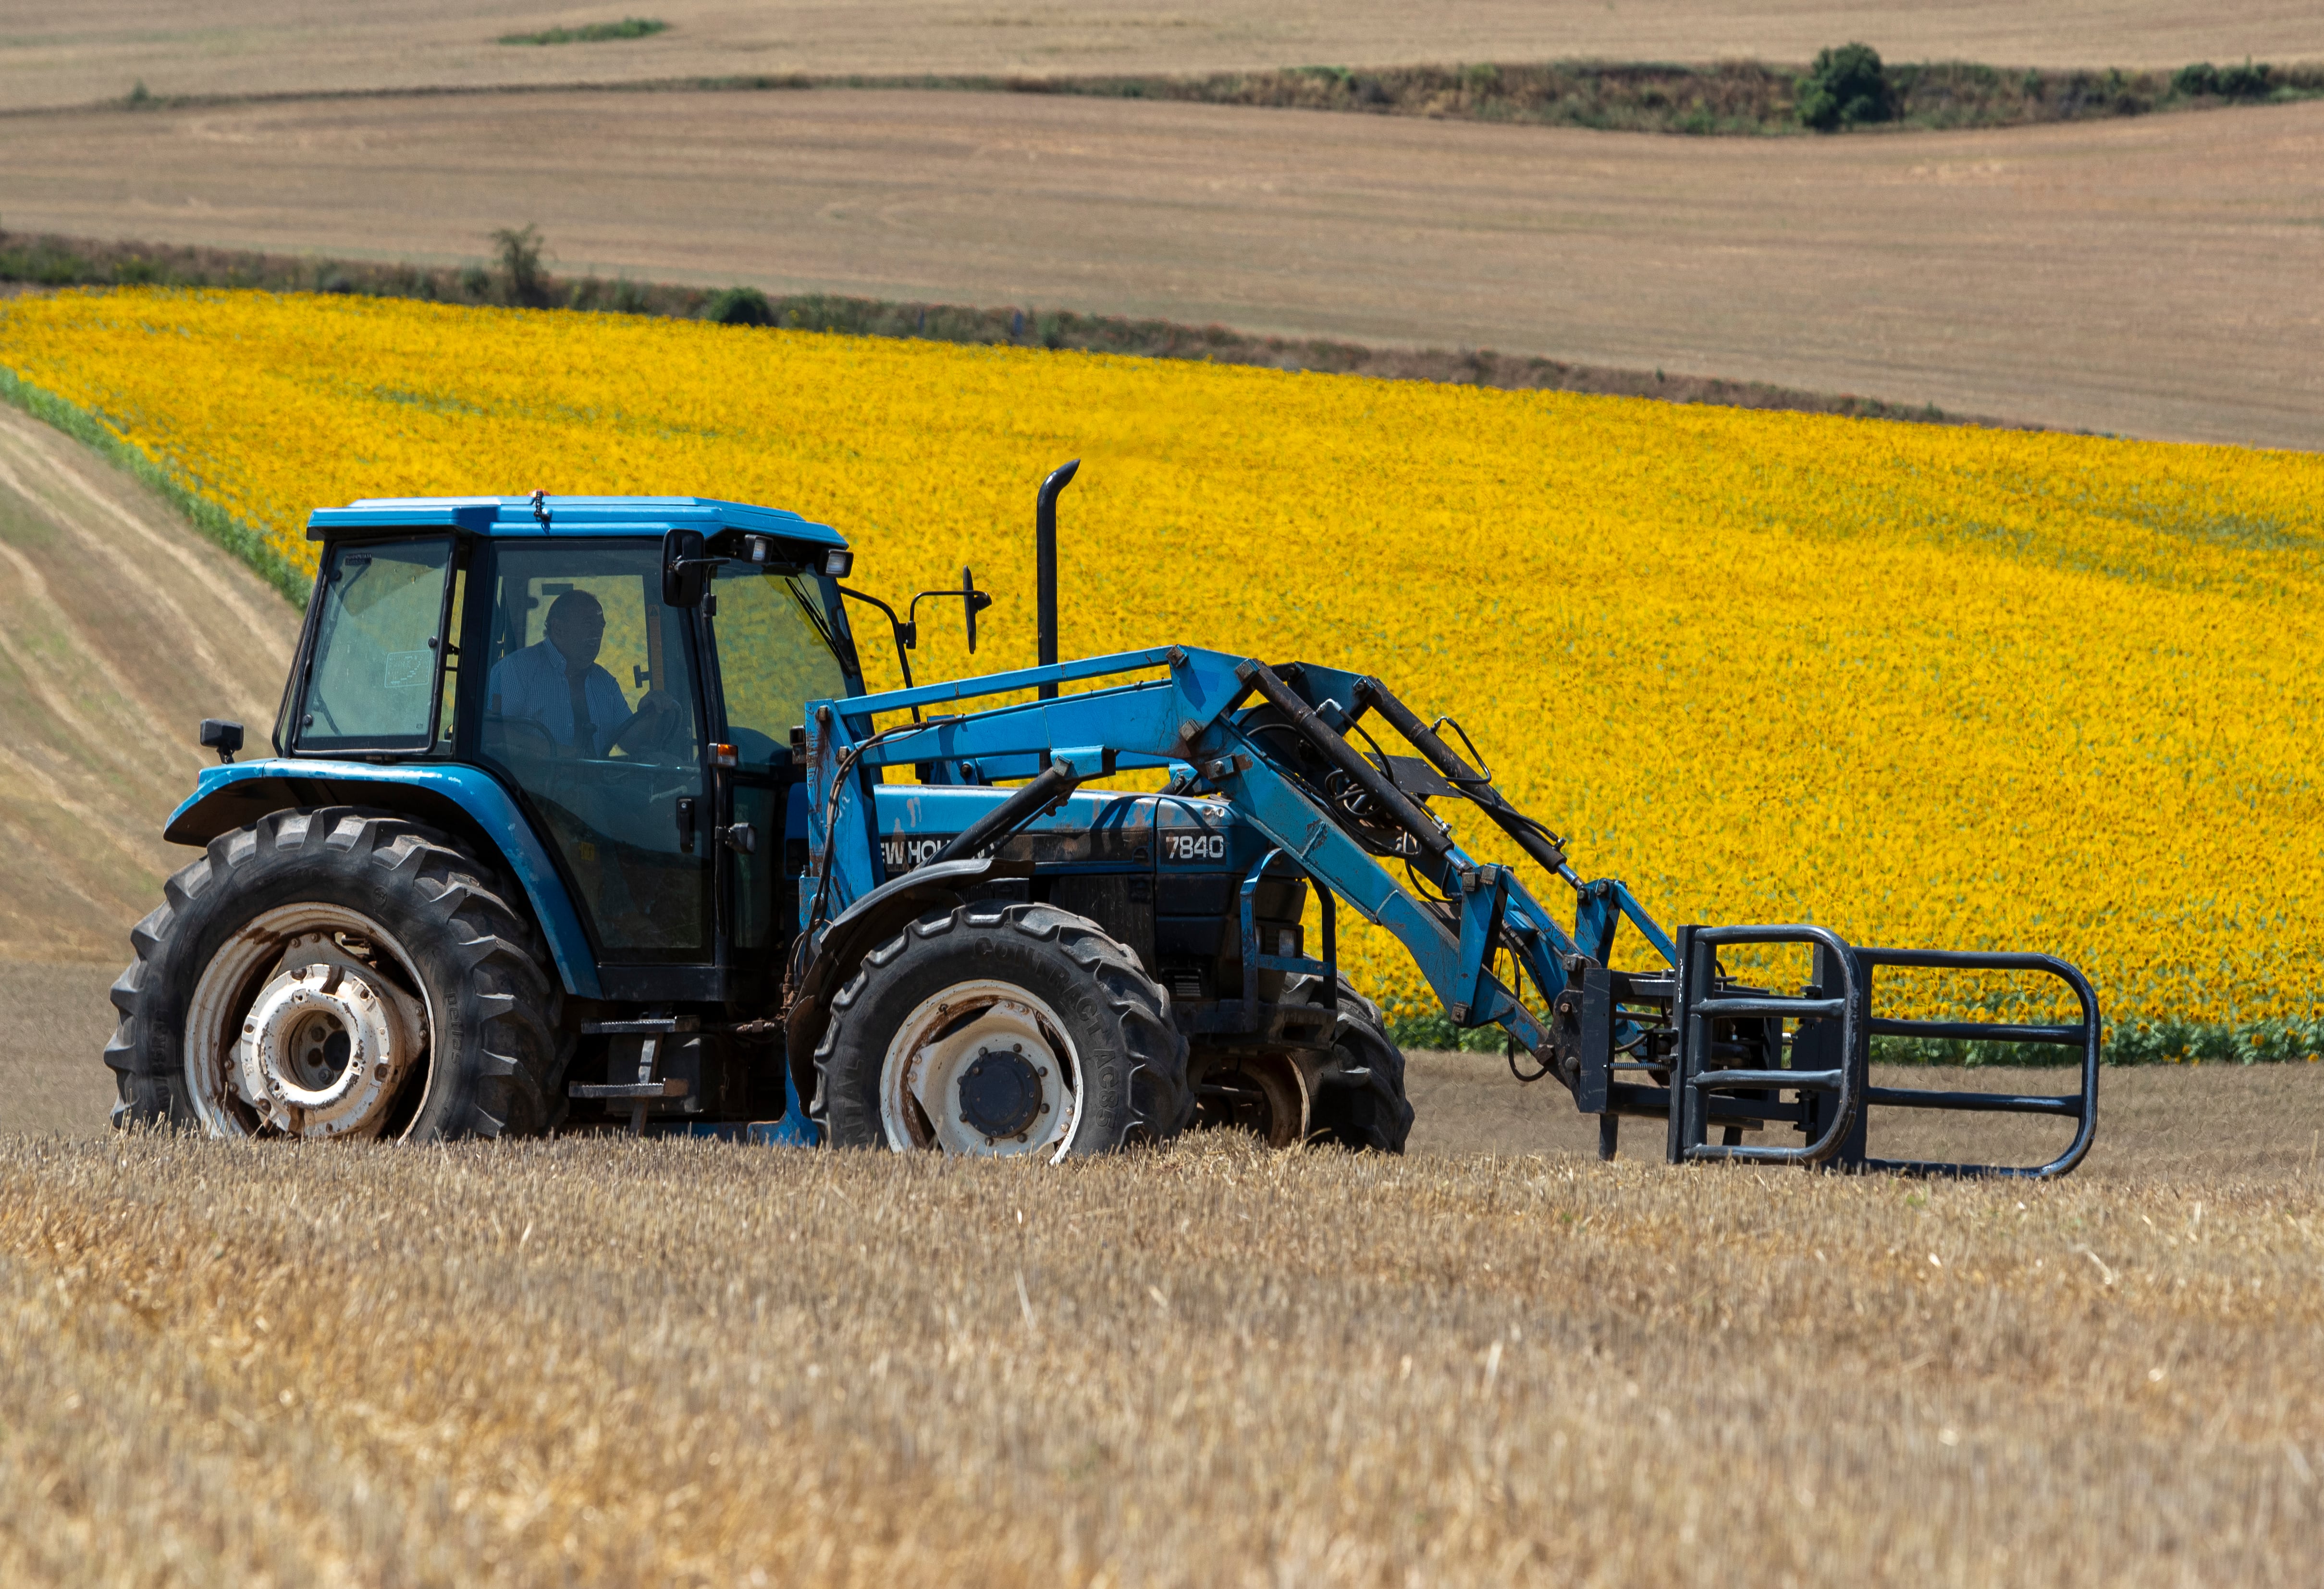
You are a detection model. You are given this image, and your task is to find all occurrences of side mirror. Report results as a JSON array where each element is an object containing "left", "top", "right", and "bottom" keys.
[
  {"left": 662, "top": 528, "right": 709, "bottom": 607},
  {"left": 199, "top": 718, "right": 245, "bottom": 764},
  {"left": 962, "top": 566, "right": 993, "bottom": 653}
]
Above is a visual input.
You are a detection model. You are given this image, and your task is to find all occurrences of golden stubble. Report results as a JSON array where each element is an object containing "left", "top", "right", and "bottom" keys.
[{"left": 1, "top": 1126, "right": 2316, "bottom": 1586}]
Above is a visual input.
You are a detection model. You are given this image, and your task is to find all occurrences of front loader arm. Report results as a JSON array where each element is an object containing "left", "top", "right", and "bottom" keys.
[{"left": 799, "top": 645, "right": 1651, "bottom": 1070}]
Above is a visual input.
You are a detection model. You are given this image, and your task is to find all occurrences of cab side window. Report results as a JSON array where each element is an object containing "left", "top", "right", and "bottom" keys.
[
  {"left": 712, "top": 566, "right": 851, "bottom": 766},
  {"left": 710, "top": 565, "right": 852, "bottom": 949}
]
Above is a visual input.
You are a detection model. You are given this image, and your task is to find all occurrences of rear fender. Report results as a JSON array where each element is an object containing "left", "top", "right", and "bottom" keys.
[{"left": 163, "top": 759, "right": 601, "bottom": 998}]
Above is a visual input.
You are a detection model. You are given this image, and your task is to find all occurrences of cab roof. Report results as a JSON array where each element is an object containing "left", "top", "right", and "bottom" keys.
[{"left": 305, "top": 495, "right": 845, "bottom": 548}]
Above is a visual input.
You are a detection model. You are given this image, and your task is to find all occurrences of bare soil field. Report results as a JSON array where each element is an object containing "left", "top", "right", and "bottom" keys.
[
  {"left": 5, "top": 0, "right": 2322, "bottom": 112},
  {"left": 1, "top": 1077, "right": 2316, "bottom": 1585},
  {"left": 7, "top": 90, "right": 2321, "bottom": 447}
]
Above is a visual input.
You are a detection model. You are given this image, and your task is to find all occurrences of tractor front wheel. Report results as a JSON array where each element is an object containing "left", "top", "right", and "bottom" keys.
[
  {"left": 813, "top": 903, "right": 1192, "bottom": 1157},
  {"left": 1291, "top": 977, "right": 1415, "bottom": 1153},
  {"left": 104, "top": 807, "right": 564, "bottom": 1140}
]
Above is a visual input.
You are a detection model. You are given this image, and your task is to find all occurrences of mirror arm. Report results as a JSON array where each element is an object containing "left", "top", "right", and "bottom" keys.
[
  {"left": 836, "top": 585, "right": 920, "bottom": 721},
  {"left": 908, "top": 574, "right": 997, "bottom": 656}
]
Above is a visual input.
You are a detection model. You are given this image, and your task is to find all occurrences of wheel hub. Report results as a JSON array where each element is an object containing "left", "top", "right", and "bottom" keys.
[
  {"left": 881, "top": 981, "right": 1079, "bottom": 1157},
  {"left": 232, "top": 959, "right": 422, "bottom": 1138},
  {"left": 957, "top": 1048, "right": 1045, "bottom": 1139}
]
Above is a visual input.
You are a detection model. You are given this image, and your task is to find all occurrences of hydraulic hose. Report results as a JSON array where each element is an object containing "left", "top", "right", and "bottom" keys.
[
  {"left": 1236, "top": 661, "right": 1453, "bottom": 862},
  {"left": 1352, "top": 676, "right": 1570, "bottom": 878},
  {"left": 928, "top": 758, "right": 1085, "bottom": 865}
]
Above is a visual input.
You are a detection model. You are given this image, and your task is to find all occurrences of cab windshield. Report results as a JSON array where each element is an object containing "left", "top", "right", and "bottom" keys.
[{"left": 711, "top": 563, "right": 854, "bottom": 767}]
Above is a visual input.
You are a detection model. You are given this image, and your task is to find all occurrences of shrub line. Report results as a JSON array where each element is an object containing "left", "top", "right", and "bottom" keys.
[
  {"left": 18, "top": 55, "right": 2321, "bottom": 136},
  {"left": 0, "top": 234, "right": 2040, "bottom": 432}
]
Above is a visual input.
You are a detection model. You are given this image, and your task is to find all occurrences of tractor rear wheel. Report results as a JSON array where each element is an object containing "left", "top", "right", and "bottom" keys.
[
  {"left": 813, "top": 902, "right": 1192, "bottom": 1157},
  {"left": 104, "top": 807, "right": 564, "bottom": 1140},
  {"left": 1291, "top": 977, "right": 1415, "bottom": 1153}
]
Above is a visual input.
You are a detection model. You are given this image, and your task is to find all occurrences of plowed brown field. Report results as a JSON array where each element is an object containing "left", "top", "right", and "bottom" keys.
[
  {"left": 0, "top": 403, "right": 298, "bottom": 963},
  {"left": 6, "top": 0, "right": 2322, "bottom": 112},
  {"left": 8, "top": 89, "right": 2323, "bottom": 446}
]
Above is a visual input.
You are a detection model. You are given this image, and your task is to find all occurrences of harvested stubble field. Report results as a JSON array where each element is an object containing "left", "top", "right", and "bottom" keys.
[
  {"left": 7, "top": 0, "right": 2323, "bottom": 111},
  {"left": 6, "top": 89, "right": 2322, "bottom": 446},
  {"left": 2, "top": 1069, "right": 2318, "bottom": 1587}
]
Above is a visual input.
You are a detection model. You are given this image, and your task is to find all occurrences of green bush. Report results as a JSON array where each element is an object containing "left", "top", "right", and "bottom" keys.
[
  {"left": 499, "top": 17, "right": 667, "bottom": 46},
  {"left": 2173, "top": 60, "right": 2276, "bottom": 99},
  {"left": 701, "top": 286, "right": 774, "bottom": 327},
  {"left": 1797, "top": 42, "right": 1894, "bottom": 130},
  {"left": 491, "top": 224, "right": 551, "bottom": 308}
]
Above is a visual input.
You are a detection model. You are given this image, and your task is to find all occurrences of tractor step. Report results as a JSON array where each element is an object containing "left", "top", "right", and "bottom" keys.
[
  {"left": 569, "top": 1080, "right": 690, "bottom": 1100},
  {"left": 576, "top": 1019, "right": 701, "bottom": 1134}
]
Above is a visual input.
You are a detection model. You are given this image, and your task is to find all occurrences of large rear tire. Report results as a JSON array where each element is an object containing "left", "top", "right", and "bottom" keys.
[
  {"left": 814, "top": 902, "right": 1192, "bottom": 1156},
  {"left": 1293, "top": 977, "right": 1415, "bottom": 1153},
  {"left": 104, "top": 807, "right": 564, "bottom": 1140}
]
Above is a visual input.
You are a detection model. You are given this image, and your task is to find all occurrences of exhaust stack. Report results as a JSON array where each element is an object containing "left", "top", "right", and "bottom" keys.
[{"left": 1035, "top": 459, "right": 1079, "bottom": 701}]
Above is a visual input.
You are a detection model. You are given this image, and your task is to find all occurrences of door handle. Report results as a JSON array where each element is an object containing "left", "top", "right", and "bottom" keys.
[
  {"left": 721, "top": 822, "right": 758, "bottom": 856},
  {"left": 675, "top": 796, "right": 697, "bottom": 853}
]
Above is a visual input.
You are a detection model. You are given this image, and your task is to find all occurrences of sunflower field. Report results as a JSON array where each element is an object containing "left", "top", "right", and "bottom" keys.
[{"left": 4, "top": 288, "right": 2320, "bottom": 1057}]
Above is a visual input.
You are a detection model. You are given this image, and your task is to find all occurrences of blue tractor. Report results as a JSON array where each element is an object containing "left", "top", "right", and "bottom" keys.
[{"left": 110, "top": 472, "right": 2101, "bottom": 1174}]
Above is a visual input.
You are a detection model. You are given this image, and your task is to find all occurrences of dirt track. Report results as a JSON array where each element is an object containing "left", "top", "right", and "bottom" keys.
[
  {"left": 6, "top": 937, "right": 2310, "bottom": 1179},
  {"left": 7, "top": 0, "right": 2321, "bottom": 112},
  {"left": 8, "top": 89, "right": 2323, "bottom": 446},
  {"left": 0, "top": 403, "right": 301, "bottom": 964}
]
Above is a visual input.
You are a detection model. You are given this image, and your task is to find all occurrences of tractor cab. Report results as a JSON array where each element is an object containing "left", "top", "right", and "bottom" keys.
[
  {"left": 287, "top": 497, "right": 862, "bottom": 1004},
  {"left": 133, "top": 493, "right": 1055, "bottom": 1147}
]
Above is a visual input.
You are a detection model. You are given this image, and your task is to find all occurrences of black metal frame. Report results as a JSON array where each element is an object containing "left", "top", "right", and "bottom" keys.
[
  {"left": 1672, "top": 924, "right": 1863, "bottom": 1166},
  {"left": 1844, "top": 945, "right": 2101, "bottom": 1178},
  {"left": 1656, "top": 925, "right": 2100, "bottom": 1179}
]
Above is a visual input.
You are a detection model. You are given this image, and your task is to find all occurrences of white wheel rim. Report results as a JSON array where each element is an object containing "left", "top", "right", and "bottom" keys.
[
  {"left": 184, "top": 904, "right": 434, "bottom": 1140},
  {"left": 878, "top": 979, "right": 1082, "bottom": 1159}
]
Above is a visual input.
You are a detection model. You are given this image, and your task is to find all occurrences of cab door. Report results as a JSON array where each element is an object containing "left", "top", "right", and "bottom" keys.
[
  {"left": 701, "top": 558, "right": 857, "bottom": 974},
  {"left": 476, "top": 541, "right": 717, "bottom": 991}
]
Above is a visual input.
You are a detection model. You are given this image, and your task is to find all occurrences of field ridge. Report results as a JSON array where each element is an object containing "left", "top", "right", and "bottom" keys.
[{"left": 14, "top": 57, "right": 2324, "bottom": 138}]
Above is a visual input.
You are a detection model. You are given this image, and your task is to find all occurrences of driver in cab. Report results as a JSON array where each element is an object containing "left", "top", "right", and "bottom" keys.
[{"left": 488, "top": 590, "right": 683, "bottom": 758}]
